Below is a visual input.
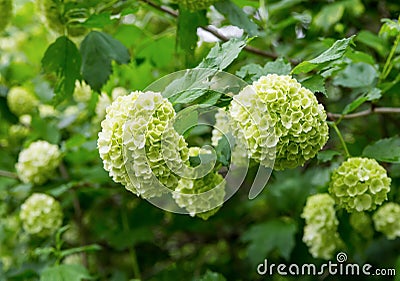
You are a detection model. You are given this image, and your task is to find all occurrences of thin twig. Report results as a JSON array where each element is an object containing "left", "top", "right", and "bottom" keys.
[
  {"left": 327, "top": 107, "right": 400, "bottom": 120},
  {"left": 139, "top": 0, "right": 283, "bottom": 60},
  {"left": 0, "top": 170, "right": 18, "bottom": 179}
]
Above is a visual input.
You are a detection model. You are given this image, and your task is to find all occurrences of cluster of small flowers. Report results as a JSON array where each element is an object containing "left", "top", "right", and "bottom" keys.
[
  {"left": 329, "top": 157, "right": 391, "bottom": 212},
  {"left": 19, "top": 193, "right": 63, "bottom": 237},
  {"left": 15, "top": 140, "right": 62, "bottom": 185},
  {"left": 73, "top": 81, "right": 92, "bottom": 103},
  {"left": 372, "top": 203, "right": 400, "bottom": 240},
  {"left": 123, "top": 92, "right": 189, "bottom": 198},
  {"left": 98, "top": 91, "right": 189, "bottom": 199},
  {"left": 228, "top": 74, "right": 329, "bottom": 170},
  {"left": 94, "top": 87, "right": 128, "bottom": 124},
  {"left": 0, "top": 0, "right": 12, "bottom": 32},
  {"left": 7, "top": 86, "right": 38, "bottom": 116},
  {"left": 175, "top": 0, "right": 217, "bottom": 11},
  {"left": 301, "top": 193, "right": 342, "bottom": 260},
  {"left": 174, "top": 170, "right": 225, "bottom": 220}
]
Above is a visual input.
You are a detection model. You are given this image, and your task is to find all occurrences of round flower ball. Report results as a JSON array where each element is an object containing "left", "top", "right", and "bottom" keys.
[
  {"left": 98, "top": 91, "right": 189, "bottom": 198},
  {"left": 7, "top": 86, "right": 38, "bottom": 116},
  {"left": 20, "top": 193, "right": 63, "bottom": 237},
  {"left": 16, "top": 140, "right": 62, "bottom": 185},
  {"left": 373, "top": 202, "right": 400, "bottom": 240},
  {"left": 229, "top": 74, "right": 329, "bottom": 170},
  {"left": 329, "top": 157, "right": 391, "bottom": 212},
  {"left": 173, "top": 170, "right": 225, "bottom": 220},
  {"left": 301, "top": 193, "right": 342, "bottom": 259}
]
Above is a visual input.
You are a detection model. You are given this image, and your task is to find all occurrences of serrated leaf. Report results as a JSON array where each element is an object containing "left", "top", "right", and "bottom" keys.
[
  {"left": 241, "top": 219, "right": 297, "bottom": 266},
  {"left": 362, "top": 136, "right": 400, "bottom": 163},
  {"left": 236, "top": 58, "right": 290, "bottom": 81},
  {"left": 80, "top": 31, "right": 130, "bottom": 91},
  {"left": 214, "top": 0, "right": 259, "bottom": 36},
  {"left": 292, "top": 36, "right": 355, "bottom": 74},
  {"left": 41, "top": 36, "right": 81, "bottom": 103},
  {"left": 333, "top": 62, "right": 378, "bottom": 88},
  {"left": 301, "top": 75, "right": 327, "bottom": 96},
  {"left": 198, "top": 37, "right": 247, "bottom": 70},
  {"left": 40, "top": 264, "right": 93, "bottom": 281}
]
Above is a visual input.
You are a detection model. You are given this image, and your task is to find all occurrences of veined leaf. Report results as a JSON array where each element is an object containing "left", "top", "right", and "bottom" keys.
[
  {"left": 292, "top": 36, "right": 355, "bottom": 74},
  {"left": 40, "top": 264, "right": 93, "bottom": 281},
  {"left": 42, "top": 36, "right": 81, "bottom": 103},
  {"left": 80, "top": 31, "right": 130, "bottom": 91},
  {"left": 362, "top": 136, "right": 400, "bottom": 163}
]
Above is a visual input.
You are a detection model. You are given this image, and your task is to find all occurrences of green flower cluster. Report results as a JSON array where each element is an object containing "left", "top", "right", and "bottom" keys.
[
  {"left": 124, "top": 92, "right": 189, "bottom": 198},
  {"left": 230, "top": 74, "right": 329, "bottom": 170},
  {"left": 0, "top": 0, "right": 12, "bottom": 32},
  {"left": 301, "top": 193, "right": 342, "bottom": 260},
  {"left": 20, "top": 193, "right": 63, "bottom": 237},
  {"left": 16, "top": 140, "right": 62, "bottom": 185},
  {"left": 329, "top": 157, "right": 391, "bottom": 212},
  {"left": 7, "top": 87, "right": 38, "bottom": 116},
  {"left": 349, "top": 212, "right": 373, "bottom": 239},
  {"left": 174, "top": 170, "right": 225, "bottom": 220},
  {"left": 176, "top": 0, "right": 217, "bottom": 11},
  {"left": 373, "top": 203, "right": 400, "bottom": 240},
  {"left": 98, "top": 91, "right": 189, "bottom": 198}
]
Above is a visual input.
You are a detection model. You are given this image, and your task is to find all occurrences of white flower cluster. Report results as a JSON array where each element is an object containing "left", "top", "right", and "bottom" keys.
[
  {"left": 301, "top": 193, "right": 342, "bottom": 260},
  {"left": 73, "top": 81, "right": 92, "bottom": 103},
  {"left": 16, "top": 140, "right": 62, "bottom": 185},
  {"left": 7, "top": 86, "right": 38, "bottom": 116},
  {"left": 373, "top": 202, "right": 400, "bottom": 240},
  {"left": 173, "top": 170, "right": 225, "bottom": 220},
  {"left": 98, "top": 91, "right": 189, "bottom": 198},
  {"left": 229, "top": 74, "right": 329, "bottom": 170},
  {"left": 20, "top": 193, "right": 63, "bottom": 237},
  {"left": 94, "top": 87, "right": 128, "bottom": 124},
  {"left": 329, "top": 157, "right": 391, "bottom": 212}
]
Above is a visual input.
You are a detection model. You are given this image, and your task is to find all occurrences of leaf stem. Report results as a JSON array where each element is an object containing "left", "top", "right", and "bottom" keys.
[
  {"left": 330, "top": 122, "right": 350, "bottom": 158},
  {"left": 0, "top": 170, "right": 18, "bottom": 179},
  {"left": 380, "top": 33, "right": 400, "bottom": 81}
]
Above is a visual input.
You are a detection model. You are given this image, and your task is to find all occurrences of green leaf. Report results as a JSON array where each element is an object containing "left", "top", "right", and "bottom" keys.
[
  {"left": 242, "top": 219, "right": 297, "bottom": 266},
  {"left": 236, "top": 58, "right": 291, "bottom": 81},
  {"left": 198, "top": 37, "right": 247, "bottom": 70},
  {"left": 40, "top": 264, "right": 93, "bottom": 281},
  {"left": 82, "top": 12, "right": 116, "bottom": 28},
  {"left": 292, "top": 36, "right": 355, "bottom": 74},
  {"left": 173, "top": 108, "right": 199, "bottom": 135},
  {"left": 317, "top": 150, "right": 341, "bottom": 163},
  {"left": 197, "top": 270, "right": 226, "bottom": 281},
  {"left": 214, "top": 0, "right": 259, "bottom": 36},
  {"left": 333, "top": 62, "right": 378, "bottom": 88},
  {"left": 42, "top": 36, "right": 81, "bottom": 103},
  {"left": 215, "top": 133, "right": 233, "bottom": 166},
  {"left": 177, "top": 9, "right": 208, "bottom": 61},
  {"left": 80, "top": 31, "right": 130, "bottom": 91},
  {"left": 342, "top": 88, "right": 381, "bottom": 114},
  {"left": 236, "top": 63, "right": 263, "bottom": 80},
  {"left": 301, "top": 75, "right": 327, "bottom": 96},
  {"left": 356, "top": 30, "right": 388, "bottom": 57},
  {"left": 362, "top": 136, "right": 400, "bottom": 163},
  {"left": 61, "top": 244, "right": 102, "bottom": 258}
]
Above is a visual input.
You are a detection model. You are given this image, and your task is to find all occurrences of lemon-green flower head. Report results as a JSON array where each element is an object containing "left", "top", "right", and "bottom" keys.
[
  {"left": 229, "top": 74, "right": 329, "bottom": 170},
  {"left": 20, "top": 193, "right": 63, "bottom": 237},
  {"left": 301, "top": 193, "right": 342, "bottom": 259},
  {"left": 373, "top": 202, "right": 400, "bottom": 240},
  {"left": 7, "top": 86, "right": 38, "bottom": 116},
  {"left": 16, "top": 140, "right": 61, "bottom": 185},
  {"left": 329, "top": 157, "right": 391, "bottom": 212}
]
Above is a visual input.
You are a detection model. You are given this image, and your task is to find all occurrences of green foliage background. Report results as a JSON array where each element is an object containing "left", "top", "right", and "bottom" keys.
[{"left": 0, "top": 0, "right": 400, "bottom": 280}]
